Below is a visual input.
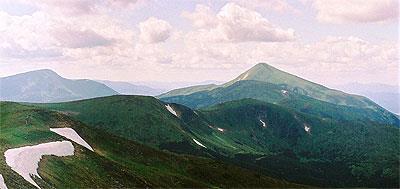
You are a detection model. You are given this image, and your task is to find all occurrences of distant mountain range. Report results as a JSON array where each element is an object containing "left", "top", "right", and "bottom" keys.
[
  {"left": 0, "top": 69, "right": 118, "bottom": 103},
  {"left": 333, "top": 83, "right": 399, "bottom": 114},
  {"left": 96, "top": 80, "right": 165, "bottom": 96},
  {"left": 0, "top": 69, "right": 170, "bottom": 103}
]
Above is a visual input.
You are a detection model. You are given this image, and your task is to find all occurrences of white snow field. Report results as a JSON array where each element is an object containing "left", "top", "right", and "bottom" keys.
[
  {"left": 0, "top": 174, "right": 7, "bottom": 189},
  {"left": 192, "top": 138, "right": 207, "bottom": 148},
  {"left": 50, "top": 128, "right": 94, "bottom": 151},
  {"left": 165, "top": 104, "right": 178, "bottom": 116},
  {"left": 4, "top": 141, "right": 74, "bottom": 189}
]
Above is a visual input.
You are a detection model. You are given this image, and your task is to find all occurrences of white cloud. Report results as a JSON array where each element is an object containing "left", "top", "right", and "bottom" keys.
[
  {"left": 233, "top": 0, "right": 300, "bottom": 14},
  {"left": 182, "top": 4, "right": 217, "bottom": 28},
  {"left": 183, "top": 3, "right": 296, "bottom": 43},
  {"left": 139, "top": 17, "right": 172, "bottom": 43},
  {"left": 309, "top": 0, "right": 399, "bottom": 23},
  {"left": 216, "top": 3, "right": 296, "bottom": 42},
  {"left": 53, "top": 29, "right": 113, "bottom": 49},
  {"left": 14, "top": 0, "right": 143, "bottom": 15},
  {"left": 0, "top": 6, "right": 134, "bottom": 61}
]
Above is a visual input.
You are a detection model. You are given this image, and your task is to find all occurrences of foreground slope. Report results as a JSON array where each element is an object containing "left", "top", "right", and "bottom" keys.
[
  {"left": 37, "top": 95, "right": 399, "bottom": 187},
  {"left": 0, "top": 101, "right": 301, "bottom": 188},
  {"left": 0, "top": 69, "right": 118, "bottom": 103},
  {"left": 36, "top": 95, "right": 205, "bottom": 154}
]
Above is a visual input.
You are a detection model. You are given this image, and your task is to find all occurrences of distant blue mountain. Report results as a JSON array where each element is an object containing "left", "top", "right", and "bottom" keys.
[
  {"left": 0, "top": 69, "right": 118, "bottom": 103},
  {"left": 96, "top": 80, "right": 165, "bottom": 96},
  {"left": 334, "top": 83, "right": 399, "bottom": 114}
]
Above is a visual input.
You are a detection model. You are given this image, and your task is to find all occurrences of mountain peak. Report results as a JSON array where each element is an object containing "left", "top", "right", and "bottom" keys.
[
  {"left": 225, "top": 63, "right": 283, "bottom": 85},
  {"left": 31, "top": 69, "right": 59, "bottom": 75},
  {"left": 253, "top": 62, "right": 272, "bottom": 68},
  {"left": 224, "top": 62, "right": 330, "bottom": 94},
  {"left": 247, "top": 62, "right": 277, "bottom": 74},
  {"left": 1, "top": 69, "right": 62, "bottom": 80}
]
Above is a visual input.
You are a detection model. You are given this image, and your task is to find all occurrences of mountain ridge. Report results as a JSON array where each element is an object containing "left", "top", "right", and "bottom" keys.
[{"left": 0, "top": 69, "right": 118, "bottom": 103}]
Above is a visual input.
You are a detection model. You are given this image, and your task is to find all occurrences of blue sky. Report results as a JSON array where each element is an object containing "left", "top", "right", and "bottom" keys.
[{"left": 0, "top": 0, "right": 398, "bottom": 87}]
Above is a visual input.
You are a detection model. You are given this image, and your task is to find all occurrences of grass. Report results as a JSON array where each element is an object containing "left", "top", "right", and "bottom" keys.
[{"left": 0, "top": 101, "right": 304, "bottom": 188}]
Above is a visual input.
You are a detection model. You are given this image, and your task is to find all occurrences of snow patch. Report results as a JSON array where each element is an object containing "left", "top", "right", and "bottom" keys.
[
  {"left": 50, "top": 128, "right": 94, "bottom": 151},
  {"left": 260, "top": 119, "right": 266, "bottom": 127},
  {"left": 165, "top": 104, "right": 178, "bottom": 117},
  {"left": 217, "top": 128, "right": 225, "bottom": 132},
  {"left": 0, "top": 174, "right": 7, "bottom": 189},
  {"left": 304, "top": 124, "right": 311, "bottom": 133},
  {"left": 4, "top": 141, "right": 74, "bottom": 189},
  {"left": 192, "top": 138, "right": 207, "bottom": 148}
]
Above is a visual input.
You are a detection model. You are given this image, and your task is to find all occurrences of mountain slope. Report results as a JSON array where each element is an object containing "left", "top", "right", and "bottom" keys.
[
  {"left": 161, "top": 80, "right": 399, "bottom": 125},
  {"left": 33, "top": 95, "right": 399, "bottom": 187},
  {"left": 0, "top": 69, "right": 118, "bottom": 103},
  {"left": 97, "top": 80, "right": 164, "bottom": 96},
  {"left": 196, "top": 99, "right": 399, "bottom": 187},
  {"left": 160, "top": 63, "right": 377, "bottom": 109},
  {"left": 159, "top": 84, "right": 218, "bottom": 98},
  {"left": 0, "top": 101, "right": 302, "bottom": 188},
  {"left": 159, "top": 63, "right": 398, "bottom": 125},
  {"left": 223, "top": 63, "right": 376, "bottom": 109},
  {"left": 36, "top": 96, "right": 191, "bottom": 150}
]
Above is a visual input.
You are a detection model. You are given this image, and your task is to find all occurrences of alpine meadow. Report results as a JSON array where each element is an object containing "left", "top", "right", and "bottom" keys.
[{"left": 0, "top": 0, "right": 399, "bottom": 188}]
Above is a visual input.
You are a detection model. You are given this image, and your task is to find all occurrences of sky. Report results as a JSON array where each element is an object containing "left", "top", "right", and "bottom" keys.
[{"left": 0, "top": 0, "right": 398, "bottom": 87}]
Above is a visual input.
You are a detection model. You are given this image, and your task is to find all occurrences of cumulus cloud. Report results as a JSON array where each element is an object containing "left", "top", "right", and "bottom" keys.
[
  {"left": 182, "top": 4, "right": 217, "bottom": 28},
  {"left": 309, "top": 0, "right": 399, "bottom": 23},
  {"left": 0, "top": 7, "right": 133, "bottom": 61},
  {"left": 139, "top": 17, "right": 172, "bottom": 43},
  {"left": 183, "top": 3, "right": 296, "bottom": 43}
]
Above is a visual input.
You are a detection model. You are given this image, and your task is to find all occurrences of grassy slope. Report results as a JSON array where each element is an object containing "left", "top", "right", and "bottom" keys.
[
  {"left": 30, "top": 95, "right": 399, "bottom": 187},
  {"left": 0, "top": 101, "right": 303, "bottom": 188},
  {"left": 197, "top": 99, "right": 399, "bottom": 187},
  {"left": 36, "top": 95, "right": 194, "bottom": 149}
]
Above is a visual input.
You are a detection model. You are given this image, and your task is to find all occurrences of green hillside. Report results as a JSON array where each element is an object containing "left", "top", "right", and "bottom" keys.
[
  {"left": 197, "top": 99, "right": 399, "bottom": 187},
  {"left": 161, "top": 80, "right": 399, "bottom": 125},
  {"left": 32, "top": 95, "right": 399, "bottom": 187},
  {"left": 0, "top": 101, "right": 302, "bottom": 188},
  {"left": 159, "top": 63, "right": 399, "bottom": 125},
  {"left": 35, "top": 95, "right": 204, "bottom": 154}
]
